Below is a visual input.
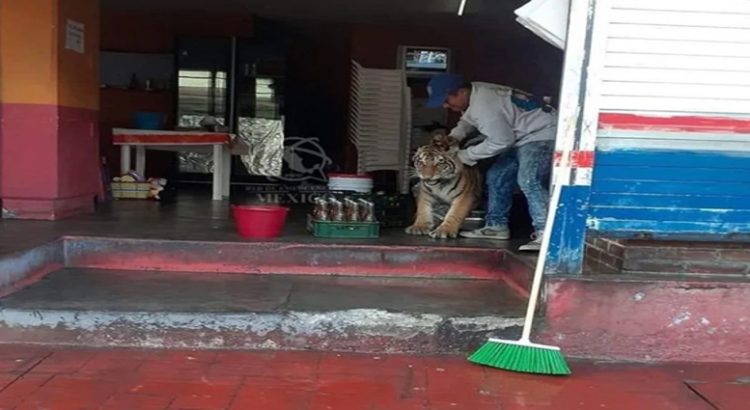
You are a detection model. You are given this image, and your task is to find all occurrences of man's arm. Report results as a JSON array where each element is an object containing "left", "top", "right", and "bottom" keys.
[
  {"left": 449, "top": 119, "right": 476, "bottom": 141},
  {"left": 457, "top": 111, "right": 515, "bottom": 166}
]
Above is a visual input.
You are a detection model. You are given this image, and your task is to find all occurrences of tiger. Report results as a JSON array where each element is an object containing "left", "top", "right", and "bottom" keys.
[{"left": 405, "top": 133, "right": 482, "bottom": 239}]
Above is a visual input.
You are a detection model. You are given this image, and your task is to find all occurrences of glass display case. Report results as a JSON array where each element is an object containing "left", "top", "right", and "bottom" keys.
[{"left": 174, "top": 37, "right": 286, "bottom": 178}]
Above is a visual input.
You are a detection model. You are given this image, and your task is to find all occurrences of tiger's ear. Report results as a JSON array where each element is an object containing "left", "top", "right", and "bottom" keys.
[
  {"left": 432, "top": 133, "right": 460, "bottom": 152},
  {"left": 412, "top": 148, "right": 422, "bottom": 163},
  {"left": 432, "top": 133, "right": 458, "bottom": 150},
  {"left": 444, "top": 135, "right": 460, "bottom": 148},
  {"left": 431, "top": 132, "right": 447, "bottom": 146}
]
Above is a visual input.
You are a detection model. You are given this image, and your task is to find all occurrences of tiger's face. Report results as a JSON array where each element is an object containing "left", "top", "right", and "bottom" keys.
[{"left": 413, "top": 146, "right": 462, "bottom": 182}]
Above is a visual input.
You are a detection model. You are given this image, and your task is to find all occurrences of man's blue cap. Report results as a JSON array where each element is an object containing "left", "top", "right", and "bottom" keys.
[{"left": 426, "top": 74, "right": 465, "bottom": 108}]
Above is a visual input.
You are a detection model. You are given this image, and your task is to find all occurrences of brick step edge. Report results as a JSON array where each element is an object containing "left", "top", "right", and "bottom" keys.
[
  {"left": 585, "top": 236, "right": 750, "bottom": 276},
  {"left": 623, "top": 246, "right": 750, "bottom": 276}
]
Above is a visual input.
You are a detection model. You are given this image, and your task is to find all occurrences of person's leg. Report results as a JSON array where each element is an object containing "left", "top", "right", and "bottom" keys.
[
  {"left": 460, "top": 149, "right": 518, "bottom": 239},
  {"left": 515, "top": 140, "right": 554, "bottom": 250}
]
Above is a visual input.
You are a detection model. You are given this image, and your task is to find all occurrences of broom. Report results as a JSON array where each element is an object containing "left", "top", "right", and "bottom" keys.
[{"left": 468, "top": 167, "right": 571, "bottom": 376}]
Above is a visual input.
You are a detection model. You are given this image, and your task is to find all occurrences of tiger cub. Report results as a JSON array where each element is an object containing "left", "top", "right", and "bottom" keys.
[{"left": 406, "top": 134, "right": 482, "bottom": 239}]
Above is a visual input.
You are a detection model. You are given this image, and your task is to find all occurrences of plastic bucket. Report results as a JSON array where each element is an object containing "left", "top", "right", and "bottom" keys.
[
  {"left": 133, "top": 112, "right": 166, "bottom": 130},
  {"left": 232, "top": 205, "right": 290, "bottom": 239}
]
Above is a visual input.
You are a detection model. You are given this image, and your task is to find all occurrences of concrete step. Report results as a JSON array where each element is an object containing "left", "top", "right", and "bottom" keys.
[
  {"left": 0, "top": 268, "right": 525, "bottom": 354},
  {"left": 623, "top": 240, "right": 750, "bottom": 277},
  {"left": 539, "top": 274, "right": 750, "bottom": 363}
]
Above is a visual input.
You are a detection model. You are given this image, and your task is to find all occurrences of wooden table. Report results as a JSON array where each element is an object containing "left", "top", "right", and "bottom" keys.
[{"left": 112, "top": 128, "right": 234, "bottom": 200}]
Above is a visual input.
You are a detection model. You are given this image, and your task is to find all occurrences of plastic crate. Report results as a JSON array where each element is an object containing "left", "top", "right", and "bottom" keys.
[
  {"left": 111, "top": 181, "right": 151, "bottom": 199},
  {"left": 306, "top": 214, "right": 380, "bottom": 238},
  {"left": 373, "top": 193, "right": 413, "bottom": 228}
]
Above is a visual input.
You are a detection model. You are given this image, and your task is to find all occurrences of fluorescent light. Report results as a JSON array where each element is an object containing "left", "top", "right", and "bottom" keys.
[{"left": 457, "top": 0, "right": 467, "bottom": 16}]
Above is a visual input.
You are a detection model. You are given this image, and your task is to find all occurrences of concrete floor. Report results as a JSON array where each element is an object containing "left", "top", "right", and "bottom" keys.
[
  {"left": 1, "top": 268, "right": 525, "bottom": 316},
  {"left": 0, "top": 196, "right": 535, "bottom": 264}
]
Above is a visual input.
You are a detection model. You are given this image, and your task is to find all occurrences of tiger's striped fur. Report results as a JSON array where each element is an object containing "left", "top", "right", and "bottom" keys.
[{"left": 406, "top": 134, "right": 482, "bottom": 239}]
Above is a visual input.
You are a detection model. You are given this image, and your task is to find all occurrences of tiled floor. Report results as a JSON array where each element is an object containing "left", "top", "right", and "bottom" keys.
[{"left": 0, "top": 346, "right": 746, "bottom": 410}]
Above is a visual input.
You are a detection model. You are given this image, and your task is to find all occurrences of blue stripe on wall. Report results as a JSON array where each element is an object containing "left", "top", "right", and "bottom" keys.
[
  {"left": 595, "top": 149, "right": 750, "bottom": 169},
  {"left": 546, "top": 185, "right": 590, "bottom": 275},
  {"left": 592, "top": 180, "right": 750, "bottom": 196},
  {"left": 590, "top": 207, "right": 750, "bottom": 223},
  {"left": 590, "top": 193, "right": 750, "bottom": 210},
  {"left": 589, "top": 219, "right": 750, "bottom": 236},
  {"left": 595, "top": 166, "right": 750, "bottom": 183},
  {"left": 590, "top": 149, "right": 750, "bottom": 236}
]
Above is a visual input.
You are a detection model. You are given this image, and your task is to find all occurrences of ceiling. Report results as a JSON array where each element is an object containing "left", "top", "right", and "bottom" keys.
[{"left": 101, "top": 0, "right": 527, "bottom": 26}]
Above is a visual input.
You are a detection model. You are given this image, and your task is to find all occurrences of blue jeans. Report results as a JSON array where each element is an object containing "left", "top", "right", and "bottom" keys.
[{"left": 484, "top": 140, "right": 554, "bottom": 232}]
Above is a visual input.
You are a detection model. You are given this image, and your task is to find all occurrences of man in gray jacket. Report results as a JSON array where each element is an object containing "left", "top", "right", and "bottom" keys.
[{"left": 425, "top": 74, "right": 557, "bottom": 251}]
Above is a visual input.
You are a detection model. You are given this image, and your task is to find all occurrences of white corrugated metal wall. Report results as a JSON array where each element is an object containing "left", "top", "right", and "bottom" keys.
[
  {"left": 588, "top": 0, "right": 750, "bottom": 236},
  {"left": 599, "top": 0, "right": 750, "bottom": 117}
]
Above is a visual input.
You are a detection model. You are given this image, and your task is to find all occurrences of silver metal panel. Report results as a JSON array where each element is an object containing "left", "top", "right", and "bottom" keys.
[{"left": 237, "top": 117, "right": 284, "bottom": 176}]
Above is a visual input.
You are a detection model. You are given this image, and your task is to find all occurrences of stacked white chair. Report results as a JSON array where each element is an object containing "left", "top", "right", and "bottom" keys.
[{"left": 348, "top": 60, "right": 412, "bottom": 194}]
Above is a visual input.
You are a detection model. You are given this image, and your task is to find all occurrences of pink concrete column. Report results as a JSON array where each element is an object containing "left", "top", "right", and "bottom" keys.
[{"left": 0, "top": 0, "right": 100, "bottom": 220}]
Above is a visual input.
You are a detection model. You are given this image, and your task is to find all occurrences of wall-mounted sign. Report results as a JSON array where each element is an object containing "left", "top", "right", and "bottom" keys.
[{"left": 65, "top": 19, "right": 85, "bottom": 54}]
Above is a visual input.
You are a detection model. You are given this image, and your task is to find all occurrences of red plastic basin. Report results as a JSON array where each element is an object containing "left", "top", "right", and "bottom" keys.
[{"left": 232, "top": 205, "right": 290, "bottom": 239}]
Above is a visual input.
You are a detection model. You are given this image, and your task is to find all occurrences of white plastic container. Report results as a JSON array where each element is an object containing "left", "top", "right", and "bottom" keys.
[{"left": 327, "top": 173, "right": 374, "bottom": 193}]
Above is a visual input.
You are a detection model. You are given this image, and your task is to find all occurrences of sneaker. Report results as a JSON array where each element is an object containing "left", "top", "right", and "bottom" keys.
[
  {"left": 519, "top": 232, "right": 543, "bottom": 251},
  {"left": 459, "top": 226, "right": 511, "bottom": 240}
]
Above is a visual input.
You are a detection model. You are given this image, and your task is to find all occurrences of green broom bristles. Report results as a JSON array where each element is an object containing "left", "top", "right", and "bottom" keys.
[
  {"left": 469, "top": 181, "right": 571, "bottom": 376},
  {"left": 468, "top": 339, "right": 571, "bottom": 376}
]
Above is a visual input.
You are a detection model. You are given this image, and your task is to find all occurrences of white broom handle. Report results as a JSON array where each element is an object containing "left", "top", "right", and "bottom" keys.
[{"left": 520, "top": 168, "right": 569, "bottom": 342}]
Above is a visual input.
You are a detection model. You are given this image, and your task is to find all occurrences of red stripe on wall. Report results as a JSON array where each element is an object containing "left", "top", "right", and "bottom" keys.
[
  {"left": 554, "top": 150, "right": 594, "bottom": 168},
  {"left": 599, "top": 113, "right": 750, "bottom": 134}
]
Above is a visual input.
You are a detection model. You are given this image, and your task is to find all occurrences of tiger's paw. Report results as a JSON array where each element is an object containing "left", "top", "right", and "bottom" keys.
[
  {"left": 429, "top": 224, "right": 460, "bottom": 239},
  {"left": 405, "top": 224, "right": 433, "bottom": 236}
]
